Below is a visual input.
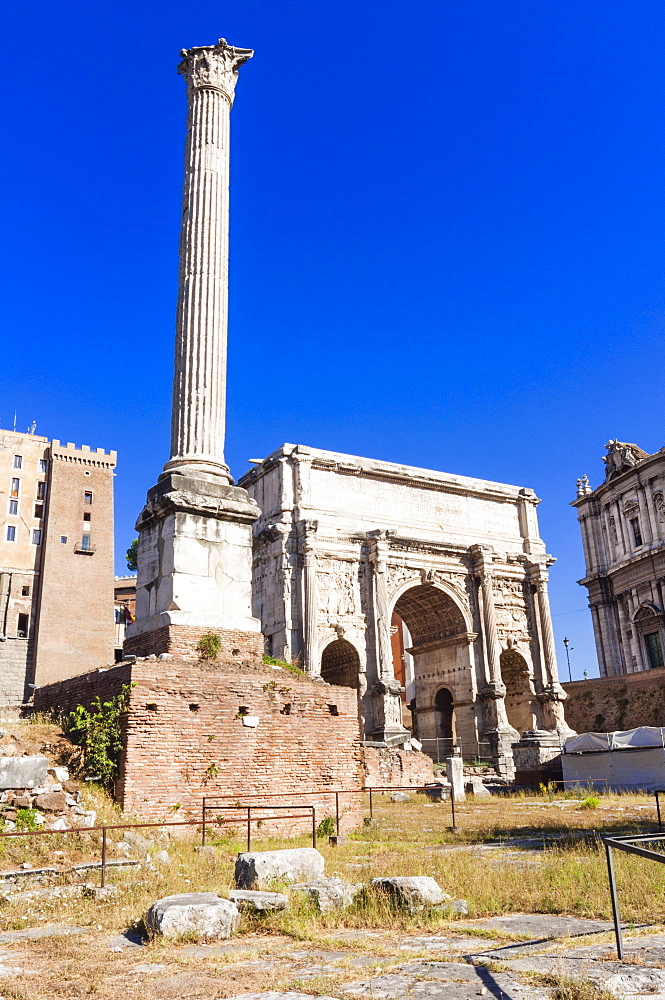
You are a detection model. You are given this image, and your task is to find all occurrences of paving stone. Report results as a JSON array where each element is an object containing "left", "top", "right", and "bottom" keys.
[
  {"left": 230, "top": 994, "right": 342, "bottom": 1000},
  {"left": 461, "top": 913, "right": 614, "bottom": 938},
  {"left": 399, "top": 935, "right": 504, "bottom": 954},
  {"left": 343, "top": 966, "right": 549, "bottom": 1000},
  {"left": 605, "top": 968, "right": 665, "bottom": 997},
  {"left": 109, "top": 929, "right": 145, "bottom": 951},
  {"left": 0, "top": 924, "right": 89, "bottom": 944}
]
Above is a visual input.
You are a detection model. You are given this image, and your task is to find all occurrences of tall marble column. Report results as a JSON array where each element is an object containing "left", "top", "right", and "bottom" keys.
[
  {"left": 470, "top": 546, "right": 517, "bottom": 776},
  {"left": 367, "top": 531, "right": 409, "bottom": 745},
  {"left": 125, "top": 39, "right": 263, "bottom": 661},
  {"left": 528, "top": 561, "right": 574, "bottom": 736},
  {"left": 299, "top": 520, "right": 320, "bottom": 675}
]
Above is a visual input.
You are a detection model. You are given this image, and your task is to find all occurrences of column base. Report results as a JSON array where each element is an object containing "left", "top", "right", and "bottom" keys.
[
  {"left": 512, "top": 729, "right": 563, "bottom": 787},
  {"left": 483, "top": 728, "right": 517, "bottom": 781},
  {"left": 123, "top": 620, "right": 264, "bottom": 664}
]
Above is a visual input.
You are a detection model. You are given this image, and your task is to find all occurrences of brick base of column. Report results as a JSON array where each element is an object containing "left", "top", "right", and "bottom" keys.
[{"left": 123, "top": 624, "right": 264, "bottom": 665}]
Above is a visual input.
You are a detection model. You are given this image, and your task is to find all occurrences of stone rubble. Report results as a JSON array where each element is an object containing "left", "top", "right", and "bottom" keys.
[
  {"left": 229, "top": 889, "right": 290, "bottom": 913},
  {"left": 145, "top": 892, "right": 240, "bottom": 940},
  {"left": 370, "top": 876, "right": 449, "bottom": 912},
  {"left": 235, "top": 848, "right": 325, "bottom": 889},
  {"left": 289, "top": 877, "right": 362, "bottom": 912}
]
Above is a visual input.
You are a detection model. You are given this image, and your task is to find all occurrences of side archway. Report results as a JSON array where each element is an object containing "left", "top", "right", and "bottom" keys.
[
  {"left": 321, "top": 638, "right": 360, "bottom": 689},
  {"left": 499, "top": 648, "right": 536, "bottom": 735}
]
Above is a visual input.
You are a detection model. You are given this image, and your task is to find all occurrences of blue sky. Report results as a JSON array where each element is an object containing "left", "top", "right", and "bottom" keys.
[{"left": 2, "top": 0, "right": 665, "bottom": 679}]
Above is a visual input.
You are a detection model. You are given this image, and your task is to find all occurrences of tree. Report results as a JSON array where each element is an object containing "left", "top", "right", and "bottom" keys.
[{"left": 126, "top": 538, "right": 138, "bottom": 572}]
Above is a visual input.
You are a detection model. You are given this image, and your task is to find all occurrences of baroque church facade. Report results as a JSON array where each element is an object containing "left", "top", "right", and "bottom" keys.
[{"left": 573, "top": 439, "right": 665, "bottom": 677}]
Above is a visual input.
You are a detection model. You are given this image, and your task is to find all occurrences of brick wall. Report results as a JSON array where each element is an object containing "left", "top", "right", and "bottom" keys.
[
  {"left": 123, "top": 624, "right": 263, "bottom": 665},
  {"left": 34, "top": 442, "right": 116, "bottom": 686},
  {"left": 563, "top": 668, "right": 665, "bottom": 734},
  {"left": 362, "top": 746, "right": 435, "bottom": 788},
  {"left": 36, "top": 659, "right": 364, "bottom": 835}
]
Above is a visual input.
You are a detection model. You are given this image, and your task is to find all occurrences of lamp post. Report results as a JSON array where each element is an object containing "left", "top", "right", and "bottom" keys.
[{"left": 563, "top": 637, "right": 574, "bottom": 683}]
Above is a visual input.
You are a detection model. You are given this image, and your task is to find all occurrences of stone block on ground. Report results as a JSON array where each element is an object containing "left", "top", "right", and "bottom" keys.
[
  {"left": 0, "top": 757, "right": 48, "bottom": 791},
  {"left": 235, "top": 848, "right": 325, "bottom": 889},
  {"left": 290, "top": 877, "right": 361, "bottom": 912},
  {"left": 445, "top": 757, "right": 465, "bottom": 802},
  {"left": 145, "top": 892, "right": 239, "bottom": 940},
  {"left": 371, "top": 877, "right": 449, "bottom": 912},
  {"left": 33, "top": 791, "right": 67, "bottom": 813},
  {"left": 83, "top": 884, "right": 118, "bottom": 901},
  {"left": 466, "top": 777, "right": 491, "bottom": 799},
  {"left": 605, "top": 969, "right": 665, "bottom": 997},
  {"left": 390, "top": 792, "right": 410, "bottom": 803},
  {"left": 229, "top": 889, "right": 289, "bottom": 913},
  {"left": 231, "top": 994, "right": 342, "bottom": 1000}
]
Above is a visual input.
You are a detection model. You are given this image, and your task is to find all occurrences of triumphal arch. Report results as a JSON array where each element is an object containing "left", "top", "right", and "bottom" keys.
[{"left": 239, "top": 445, "right": 571, "bottom": 774}]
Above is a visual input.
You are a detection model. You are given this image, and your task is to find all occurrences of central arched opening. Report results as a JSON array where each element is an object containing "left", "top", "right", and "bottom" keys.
[
  {"left": 321, "top": 638, "right": 360, "bottom": 688},
  {"left": 392, "top": 584, "right": 471, "bottom": 756},
  {"left": 499, "top": 648, "right": 536, "bottom": 735}
]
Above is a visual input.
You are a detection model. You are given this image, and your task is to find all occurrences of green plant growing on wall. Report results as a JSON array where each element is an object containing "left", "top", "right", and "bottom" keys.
[
  {"left": 65, "top": 684, "right": 132, "bottom": 792},
  {"left": 317, "top": 816, "right": 336, "bottom": 838},
  {"left": 15, "top": 808, "right": 39, "bottom": 832},
  {"left": 197, "top": 632, "right": 222, "bottom": 660},
  {"left": 262, "top": 654, "right": 305, "bottom": 677},
  {"left": 203, "top": 763, "right": 219, "bottom": 784}
]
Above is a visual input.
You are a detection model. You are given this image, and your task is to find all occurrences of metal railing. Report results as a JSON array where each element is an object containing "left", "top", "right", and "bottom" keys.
[
  {"left": 602, "top": 831, "right": 665, "bottom": 959},
  {"left": 418, "top": 738, "right": 494, "bottom": 765},
  {"left": 366, "top": 784, "right": 457, "bottom": 831}
]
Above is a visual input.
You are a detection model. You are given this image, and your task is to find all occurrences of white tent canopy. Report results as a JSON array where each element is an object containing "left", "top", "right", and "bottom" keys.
[{"left": 562, "top": 727, "right": 665, "bottom": 792}]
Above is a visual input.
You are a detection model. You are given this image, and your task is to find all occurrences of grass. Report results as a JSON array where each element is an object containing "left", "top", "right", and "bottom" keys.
[{"left": 0, "top": 781, "right": 661, "bottom": 997}]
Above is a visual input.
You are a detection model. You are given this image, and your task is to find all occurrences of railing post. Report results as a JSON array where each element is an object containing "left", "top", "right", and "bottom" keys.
[
  {"left": 657, "top": 791, "right": 662, "bottom": 831},
  {"left": 101, "top": 827, "right": 107, "bottom": 888},
  {"left": 201, "top": 797, "right": 206, "bottom": 847},
  {"left": 335, "top": 792, "right": 340, "bottom": 837},
  {"left": 605, "top": 841, "right": 623, "bottom": 960},
  {"left": 312, "top": 806, "right": 317, "bottom": 848},
  {"left": 247, "top": 807, "right": 251, "bottom": 852},
  {"left": 369, "top": 787, "right": 373, "bottom": 820}
]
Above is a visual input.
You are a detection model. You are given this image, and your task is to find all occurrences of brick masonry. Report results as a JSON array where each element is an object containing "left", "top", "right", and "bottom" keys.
[
  {"left": 563, "top": 669, "right": 665, "bottom": 734},
  {"left": 362, "top": 746, "right": 435, "bottom": 789},
  {"left": 36, "top": 659, "right": 365, "bottom": 835},
  {"left": 123, "top": 624, "right": 264, "bottom": 665}
]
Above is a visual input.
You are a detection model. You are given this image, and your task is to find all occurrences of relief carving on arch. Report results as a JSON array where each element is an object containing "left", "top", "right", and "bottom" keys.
[
  {"left": 493, "top": 577, "right": 534, "bottom": 642},
  {"left": 316, "top": 557, "right": 360, "bottom": 618}
]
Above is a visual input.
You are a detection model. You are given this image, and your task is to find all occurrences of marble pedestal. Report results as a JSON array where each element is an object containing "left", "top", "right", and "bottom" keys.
[
  {"left": 124, "top": 473, "right": 263, "bottom": 663},
  {"left": 512, "top": 730, "right": 563, "bottom": 788}
]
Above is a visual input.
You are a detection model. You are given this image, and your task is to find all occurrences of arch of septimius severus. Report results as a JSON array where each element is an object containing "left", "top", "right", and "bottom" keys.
[{"left": 239, "top": 444, "right": 573, "bottom": 776}]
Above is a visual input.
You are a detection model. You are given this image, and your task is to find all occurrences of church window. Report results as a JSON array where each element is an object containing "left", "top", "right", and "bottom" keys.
[
  {"left": 630, "top": 518, "right": 643, "bottom": 547},
  {"left": 645, "top": 632, "right": 664, "bottom": 670}
]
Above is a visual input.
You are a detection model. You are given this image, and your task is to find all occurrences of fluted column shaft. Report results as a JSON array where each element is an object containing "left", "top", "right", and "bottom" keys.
[
  {"left": 163, "top": 39, "right": 253, "bottom": 483},
  {"left": 300, "top": 520, "right": 319, "bottom": 675}
]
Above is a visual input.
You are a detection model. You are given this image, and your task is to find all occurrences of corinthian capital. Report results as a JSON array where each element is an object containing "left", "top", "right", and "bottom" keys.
[{"left": 178, "top": 38, "right": 253, "bottom": 102}]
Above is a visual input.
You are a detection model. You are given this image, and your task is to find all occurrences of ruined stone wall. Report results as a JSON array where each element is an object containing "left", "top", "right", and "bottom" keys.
[
  {"left": 123, "top": 625, "right": 263, "bottom": 664},
  {"left": 36, "top": 659, "right": 364, "bottom": 834},
  {"left": 362, "top": 746, "right": 435, "bottom": 788},
  {"left": 563, "top": 669, "right": 665, "bottom": 734}
]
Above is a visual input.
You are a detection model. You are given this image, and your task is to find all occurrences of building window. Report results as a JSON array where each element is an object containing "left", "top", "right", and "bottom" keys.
[
  {"left": 17, "top": 614, "right": 29, "bottom": 638},
  {"left": 12, "top": 456, "right": 22, "bottom": 469},
  {"left": 645, "top": 632, "right": 664, "bottom": 670},
  {"left": 60, "top": 535, "right": 67, "bottom": 544},
  {"left": 36, "top": 482, "right": 46, "bottom": 501},
  {"left": 33, "top": 504, "right": 43, "bottom": 519},
  {"left": 31, "top": 529, "right": 41, "bottom": 545},
  {"left": 6, "top": 526, "right": 15, "bottom": 542},
  {"left": 21, "top": 586, "right": 30, "bottom": 597},
  {"left": 630, "top": 518, "right": 643, "bottom": 547},
  {"left": 38, "top": 459, "right": 47, "bottom": 473},
  {"left": 83, "top": 511, "right": 91, "bottom": 523},
  {"left": 8, "top": 500, "right": 18, "bottom": 516},
  {"left": 84, "top": 491, "right": 93, "bottom": 505},
  {"left": 81, "top": 534, "right": 91, "bottom": 551},
  {"left": 10, "top": 479, "right": 19, "bottom": 498}
]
